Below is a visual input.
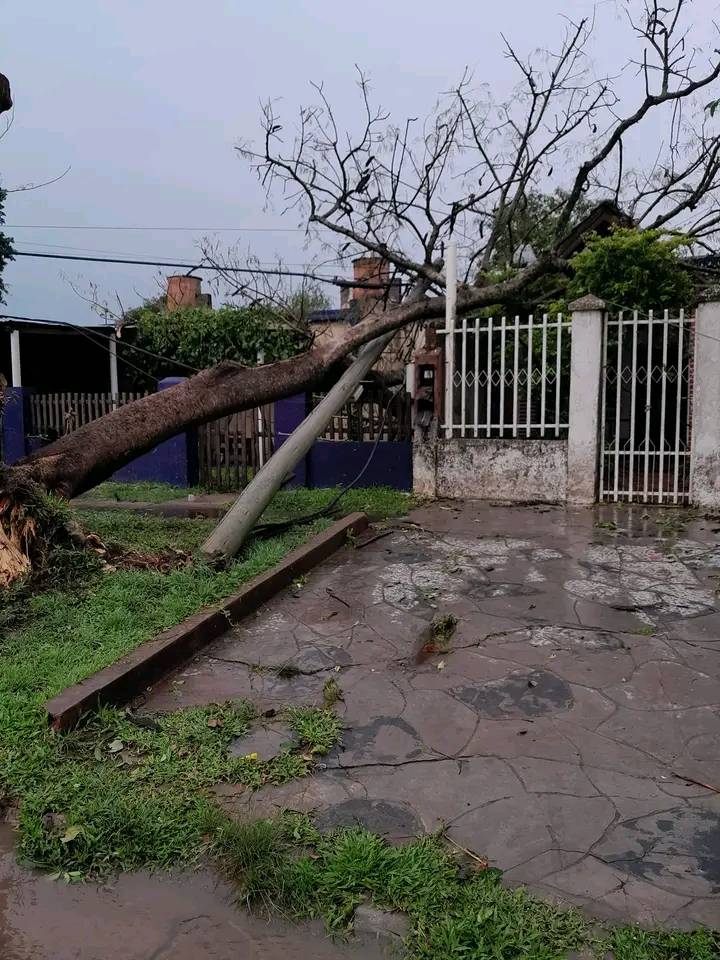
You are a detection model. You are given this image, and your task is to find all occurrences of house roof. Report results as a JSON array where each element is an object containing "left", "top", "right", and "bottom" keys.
[
  {"left": 0, "top": 319, "right": 115, "bottom": 336},
  {"left": 307, "top": 307, "right": 352, "bottom": 325},
  {"left": 555, "top": 200, "right": 633, "bottom": 259}
]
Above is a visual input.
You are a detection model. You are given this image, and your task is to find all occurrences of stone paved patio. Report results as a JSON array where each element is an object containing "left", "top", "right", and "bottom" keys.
[{"left": 144, "top": 502, "right": 720, "bottom": 930}]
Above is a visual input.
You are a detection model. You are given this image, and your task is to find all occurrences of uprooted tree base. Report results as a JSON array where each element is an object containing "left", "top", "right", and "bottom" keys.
[
  {"left": 0, "top": 466, "right": 196, "bottom": 596},
  {"left": 0, "top": 469, "right": 71, "bottom": 588}
]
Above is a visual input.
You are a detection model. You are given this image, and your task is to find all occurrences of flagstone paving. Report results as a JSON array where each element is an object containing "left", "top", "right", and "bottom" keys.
[{"left": 145, "top": 501, "right": 720, "bottom": 930}]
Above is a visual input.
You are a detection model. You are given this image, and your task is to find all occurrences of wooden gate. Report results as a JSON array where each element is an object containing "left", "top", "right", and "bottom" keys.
[{"left": 197, "top": 404, "right": 274, "bottom": 491}]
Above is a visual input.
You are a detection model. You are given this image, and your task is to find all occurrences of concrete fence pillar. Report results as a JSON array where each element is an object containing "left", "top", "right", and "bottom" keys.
[
  {"left": 566, "top": 295, "right": 606, "bottom": 505},
  {"left": 690, "top": 299, "right": 720, "bottom": 509},
  {"left": 2, "top": 386, "right": 32, "bottom": 464}
]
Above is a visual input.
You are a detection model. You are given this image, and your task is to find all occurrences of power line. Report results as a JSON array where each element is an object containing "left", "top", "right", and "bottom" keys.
[
  {"left": 12, "top": 238, "right": 355, "bottom": 270},
  {"left": 5, "top": 223, "right": 302, "bottom": 232},
  {"left": 10, "top": 249, "right": 387, "bottom": 288}
]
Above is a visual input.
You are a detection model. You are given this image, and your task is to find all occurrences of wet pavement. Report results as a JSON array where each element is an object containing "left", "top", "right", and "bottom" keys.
[
  {"left": 0, "top": 823, "right": 386, "bottom": 960},
  {"left": 144, "top": 501, "right": 720, "bottom": 930}
]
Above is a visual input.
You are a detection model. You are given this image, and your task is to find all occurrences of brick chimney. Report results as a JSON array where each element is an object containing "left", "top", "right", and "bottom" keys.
[
  {"left": 166, "top": 275, "right": 212, "bottom": 311},
  {"left": 340, "top": 255, "right": 401, "bottom": 311}
]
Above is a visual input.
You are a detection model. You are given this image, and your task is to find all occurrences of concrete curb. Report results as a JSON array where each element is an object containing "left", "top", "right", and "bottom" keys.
[{"left": 46, "top": 512, "right": 369, "bottom": 731}]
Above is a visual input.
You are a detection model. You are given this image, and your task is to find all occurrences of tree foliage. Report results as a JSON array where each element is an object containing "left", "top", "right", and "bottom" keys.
[
  {"left": 0, "top": 187, "right": 14, "bottom": 305},
  {"left": 487, "top": 190, "right": 595, "bottom": 268},
  {"left": 128, "top": 303, "right": 308, "bottom": 380},
  {"left": 567, "top": 228, "right": 694, "bottom": 311}
]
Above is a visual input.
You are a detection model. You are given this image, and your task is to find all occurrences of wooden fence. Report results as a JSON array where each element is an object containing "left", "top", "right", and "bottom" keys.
[
  {"left": 29, "top": 391, "right": 149, "bottom": 440},
  {"left": 309, "top": 382, "right": 412, "bottom": 442},
  {"left": 197, "top": 404, "right": 274, "bottom": 491}
]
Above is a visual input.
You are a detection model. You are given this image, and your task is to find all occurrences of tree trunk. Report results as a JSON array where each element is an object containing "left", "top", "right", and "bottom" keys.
[
  {"left": 8, "top": 257, "right": 554, "bottom": 500},
  {"left": 14, "top": 349, "right": 330, "bottom": 499}
]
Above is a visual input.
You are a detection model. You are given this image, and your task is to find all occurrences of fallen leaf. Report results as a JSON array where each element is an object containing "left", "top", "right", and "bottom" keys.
[
  {"left": 107, "top": 739, "right": 124, "bottom": 754},
  {"left": 244, "top": 752, "right": 258, "bottom": 761},
  {"left": 207, "top": 717, "right": 223, "bottom": 728},
  {"left": 61, "top": 825, "right": 82, "bottom": 844}
]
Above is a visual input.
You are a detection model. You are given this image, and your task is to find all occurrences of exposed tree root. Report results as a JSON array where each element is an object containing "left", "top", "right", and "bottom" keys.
[{"left": 0, "top": 468, "right": 82, "bottom": 588}]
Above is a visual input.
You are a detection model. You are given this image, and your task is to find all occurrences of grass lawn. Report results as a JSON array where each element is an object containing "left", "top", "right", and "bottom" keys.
[
  {"left": 0, "top": 485, "right": 716, "bottom": 958},
  {"left": 0, "top": 488, "right": 408, "bottom": 868}
]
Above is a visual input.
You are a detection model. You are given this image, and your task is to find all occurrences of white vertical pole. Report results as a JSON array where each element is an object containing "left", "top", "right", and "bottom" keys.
[
  {"left": 613, "top": 315, "right": 623, "bottom": 501},
  {"left": 499, "top": 316, "right": 506, "bottom": 437},
  {"left": 10, "top": 329, "right": 22, "bottom": 387},
  {"left": 599, "top": 319, "right": 609, "bottom": 499},
  {"left": 554, "top": 314, "right": 562, "bottom": 438},
  {"left": 643, "top": 311, "right": 654, "bottom": 501},
  {"left": 473, "top": 318, "right": 480, "bottom": 438},
  {"left": 257, "top": 349, "right": 266, "bottom": 468},
  {"left": 673, "top": 311, "right": 685, "bottom": 504},
  {"left": 444, "top": 242, "right": 457, "bottom": 439},
  {"left": 512, "top": 317, "right": 520, "bottom": 437},
  {"left": 526, "top": 314, "right": 533, "bottom": 437},
  {"left": 486, "top": 317, "right": 493, "bottom": 437},
  {"left": 460, "top": 315, "right": 468, "bottom": 437},
  {"left": 109, "top": 332, "right": 119, "bottom": 407},
  {"left": 540, "top": 314, "right": 548, "bottom": 437},
  {"left": 658, "top": 312, "right": 669, "bottom": 501},
  {"left": 628, "top": 318, "right": 638, "bottom": 502}
]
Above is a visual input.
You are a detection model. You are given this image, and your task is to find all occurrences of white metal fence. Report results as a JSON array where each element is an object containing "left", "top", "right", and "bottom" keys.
[
  {"left": 600, "top": 310, "right": 694, "bottom": 504},
  {"left": 440, "top": 313, "right": 572, "bottom": 438}
]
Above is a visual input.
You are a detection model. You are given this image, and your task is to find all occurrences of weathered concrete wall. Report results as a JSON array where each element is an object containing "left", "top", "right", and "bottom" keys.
[
  {"left": 414, "top": 438, "right": 568, "bottom": 503},
  {"left": 413, "top": 436, "right": 438, "bottom": 498},
  {"left": 691, "top": 300, "right": 720, "bottom": 509}
]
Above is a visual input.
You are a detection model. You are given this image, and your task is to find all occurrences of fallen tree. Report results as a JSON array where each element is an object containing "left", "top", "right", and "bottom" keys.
[{"left": 3, "top": 1, "right": 720, "bottom": 580}]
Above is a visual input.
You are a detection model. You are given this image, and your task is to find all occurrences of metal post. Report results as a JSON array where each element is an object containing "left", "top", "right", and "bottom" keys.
[
  {"left": 443, "top": 242, "right": 457, "bottom": 439},
  {"left": 256, "top": 350, "right": 266, "bottom": 468},
  {"left": 109, "top": 332, "right": 119, "bottom": 407},
  {"left": 10, "top": 329, "right": 21, "bottom": 387}
]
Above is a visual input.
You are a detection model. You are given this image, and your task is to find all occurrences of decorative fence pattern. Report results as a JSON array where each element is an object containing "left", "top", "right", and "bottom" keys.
[
  {"left": 309, "top": 381, "right": 412, "bottom": 442},
  {"left": 439, "top": 314, "right": 572, "bottom": 438},
  {"left": 197, "top": 405, "right": 274, "bottom": 491},
  {"left": 600, "top": 310, "right": 694, "bottom": 505},
  {"left": 29, "top": 391, "right": 149, "bottom": 440}
]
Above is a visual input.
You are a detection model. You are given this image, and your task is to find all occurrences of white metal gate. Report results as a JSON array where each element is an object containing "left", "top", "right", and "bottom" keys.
[
  {"left": 440, "top": 313, "right": 572, "bottom": 438},
  {"left": 600, "top": 310, "right": 694, "bottom": 504}
]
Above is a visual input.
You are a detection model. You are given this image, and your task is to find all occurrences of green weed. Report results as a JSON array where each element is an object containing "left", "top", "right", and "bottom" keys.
[
  {"left": 322, "top": 677, "right": 343, "bottom": 707},
  {"left": 215, "top": 818, "right": 589, "bottom": 955},
  {"left": 606, "top": 926, "right": 720, "bottom": 960}
]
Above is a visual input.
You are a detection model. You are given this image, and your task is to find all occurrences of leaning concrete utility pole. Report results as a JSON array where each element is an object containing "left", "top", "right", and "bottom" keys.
[{"left": 200, "top": 331, "right": 395, "bottom": 560}]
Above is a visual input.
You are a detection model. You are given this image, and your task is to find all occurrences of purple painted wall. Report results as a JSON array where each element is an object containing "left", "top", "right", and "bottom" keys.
[
  {"left": 2, "top": 378, "right": 198, "bottom": 488},
  {"left": 307, "top": 439, "right": 412, "bottom": 490},
  {"left": 1, "top": 387, "right": 31, "bottom": 464},
  {"left": 113, "top": 378, "right": 198, "bottom": 486},
  {"left": 273, "top": 394, "right": 412, "bottom": 491}
]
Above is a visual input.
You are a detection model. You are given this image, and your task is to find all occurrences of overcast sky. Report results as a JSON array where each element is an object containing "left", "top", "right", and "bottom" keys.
[{"left": 2, "top": 0, "right": 718, "bottom": 325}]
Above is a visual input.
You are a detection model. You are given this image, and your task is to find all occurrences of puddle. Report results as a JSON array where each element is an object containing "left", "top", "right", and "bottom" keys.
[{"left": 0, "top": 824, "right": 388, "bottom": 959}]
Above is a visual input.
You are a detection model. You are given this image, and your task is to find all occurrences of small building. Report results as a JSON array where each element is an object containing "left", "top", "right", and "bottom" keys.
[{"left": 0, "top": 319, "right": 132, "bottom": 393}]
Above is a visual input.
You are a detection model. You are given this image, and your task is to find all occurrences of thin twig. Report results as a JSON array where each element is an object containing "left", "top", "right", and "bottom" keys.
[{"left": 672, "top": 772, "right": 720, "bottom": 795}]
